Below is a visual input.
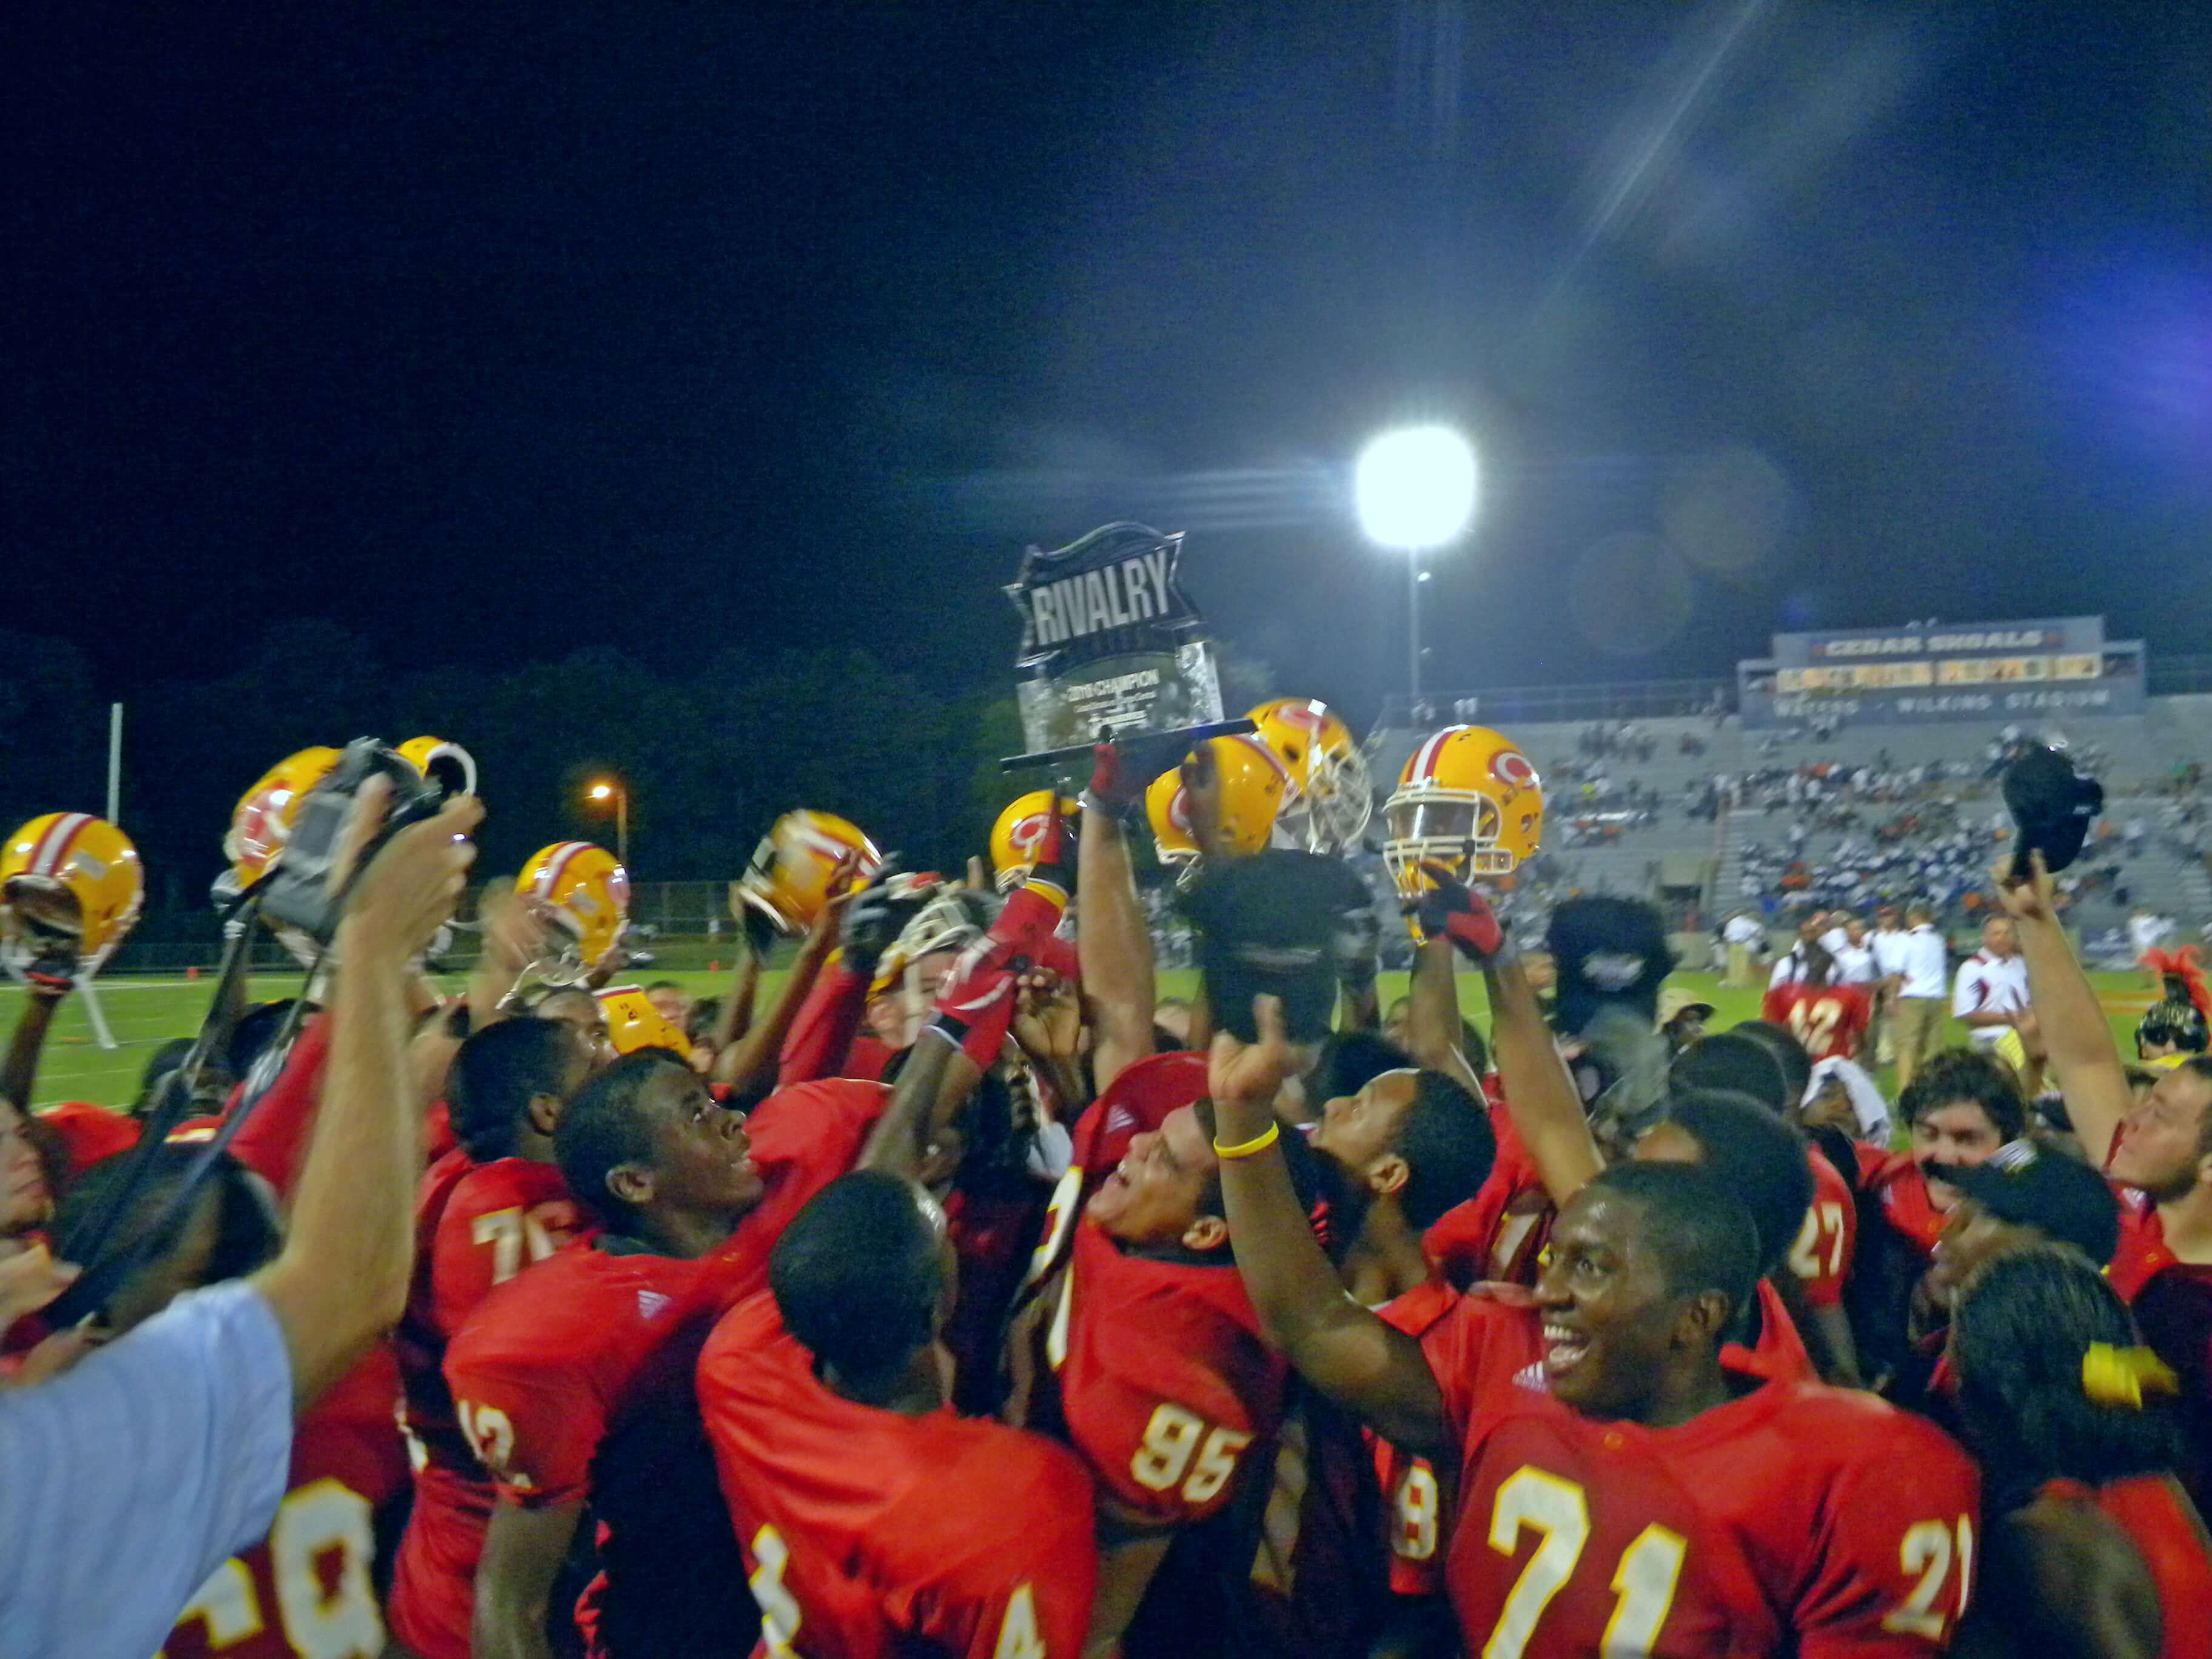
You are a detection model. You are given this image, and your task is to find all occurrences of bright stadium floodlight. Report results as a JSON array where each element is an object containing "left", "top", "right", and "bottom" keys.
[{"left": 1355, "top": 424, "right": 1478, "bottom": 703}]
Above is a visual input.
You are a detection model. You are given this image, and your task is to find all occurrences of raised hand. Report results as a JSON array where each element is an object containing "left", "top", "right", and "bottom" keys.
[
  {"left": 1207, "top": 994, "right": 1297, "bottom": 1108},
  {"left": 1405, "top": 860, "right": 1506, "bottom": 960},
  {"left": 341, "top": 792, "right": 483, "bottom": 962}
]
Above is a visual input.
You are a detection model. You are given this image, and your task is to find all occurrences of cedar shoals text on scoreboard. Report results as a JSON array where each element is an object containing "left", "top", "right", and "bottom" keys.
[{"left": 1736, "top": 616, "right": 2147, "bottom": 727}]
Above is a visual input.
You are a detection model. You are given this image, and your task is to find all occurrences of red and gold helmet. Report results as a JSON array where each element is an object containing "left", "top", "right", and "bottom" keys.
[
  {"left": 1144, "top": 734, "right": 1290, "bottom": 867},
  {"left": 595, "top": 986, "right": 690, "bottom": 1057},
  {"left": 988, "top": 790, "right": 1078, "bottom": 893},
  {"left": 517, "top": 841, "right": 631, "bottom": 982},
  {"left": 736, "top": 810, "right": 882, "bottom": 937},
  {"left": 1248, "top": 697, "right": 1372, "bottom": 853},
  {"left": 394, "top": 736, "right": 478, "bottom": 800},
  {"left": 1384, "top": 725, "right": 1544, "bottom": 898},
  {"left": 1, "top": 813, "right": 144, "bottom": 976},
  {"left": 224, "top": 747, "right": 344, "bottom": 890}
]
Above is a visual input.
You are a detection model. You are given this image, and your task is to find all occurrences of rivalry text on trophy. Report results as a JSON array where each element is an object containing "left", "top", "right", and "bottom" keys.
[{"left": 1001, "top": 521, "right": 1235, "bottom": 768}]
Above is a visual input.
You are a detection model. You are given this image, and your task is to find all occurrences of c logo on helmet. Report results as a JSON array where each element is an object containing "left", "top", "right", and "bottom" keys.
[
  {"left": 1167, "top": 789, "right": 1194, "bottom": 836},
  {"left": 1009, "top": 812, "right": 1052, "bottom": 852},
  {"left": 1274, "top": 702, "right": 1327, "bottom": 734},
  {"left": 1492, "top": 749, "right": 1538, "bottom": 791}
]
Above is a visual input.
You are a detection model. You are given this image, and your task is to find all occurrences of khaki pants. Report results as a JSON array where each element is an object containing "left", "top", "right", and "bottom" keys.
[
  {"left": 1725, "top": 943, "right": 1753, "bottom": 989},
  {"left": 1891, "top": 996, "right": 1945, "bottom": 1088}
]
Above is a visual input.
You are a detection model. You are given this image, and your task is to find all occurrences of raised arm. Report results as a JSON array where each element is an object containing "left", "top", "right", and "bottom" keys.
[
  {"left": 1411, "top": 869, "right": 1600, "bottom": 1204},
  {"left": 1079, "top": 745, "right": 1159, "bottom": 1092},
  {"left": 1209, "top": 996, "right": 1452, "bottom": 1460},
  {"left": 1993, "top": 853, "right": 2133, "bottom": 1165},
  {"left": 1, "top": 979, "right": 65, "bottom": 1113},
  {"left": 714, "top": 858, "right": 865, "bottom": 1094},
  {"left": 252, "top": 785, "right": 479, "bottom": 1407},
  {"left": 1404, "top": 934, "right": 1481, "bottom": 1093}
]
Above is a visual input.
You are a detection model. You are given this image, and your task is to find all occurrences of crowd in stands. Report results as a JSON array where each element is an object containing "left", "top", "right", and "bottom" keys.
[{"left": 1, "top": 714, "right": 2209, "bottom": 1659}]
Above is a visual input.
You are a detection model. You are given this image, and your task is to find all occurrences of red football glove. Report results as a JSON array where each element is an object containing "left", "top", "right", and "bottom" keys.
[
  {"left": 925, "top": 877, "right": 1070, "bottom": 1070},
  {"left": 1407, "top": 863, "right": 1506, "bottom": 961}
]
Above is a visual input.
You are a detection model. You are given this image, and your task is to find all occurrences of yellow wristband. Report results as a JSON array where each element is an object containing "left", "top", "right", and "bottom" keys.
[{"left": 1212, "top": 1121, "right": 1281, "bottom": 1160}]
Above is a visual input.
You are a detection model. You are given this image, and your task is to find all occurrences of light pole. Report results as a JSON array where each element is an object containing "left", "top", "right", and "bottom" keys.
[
  {"left": 1353, "top": 425, "right": 1479, "bottom": 709},
  {"left": 588, "top": 780, "right": 629, "bottom": 868}
]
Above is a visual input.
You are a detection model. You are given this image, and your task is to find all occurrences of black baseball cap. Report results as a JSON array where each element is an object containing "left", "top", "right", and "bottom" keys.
[
  {"left": 1184, "top": 850, "right": 1373, "bottom": 1045},
  {"left": 1929, "top": 1139, "right": 2120, "bottom": 1266}
]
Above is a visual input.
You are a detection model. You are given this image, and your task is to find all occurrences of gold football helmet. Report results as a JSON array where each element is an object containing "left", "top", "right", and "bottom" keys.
[
  {"left": 736, "top": 810, "right": 881, "bottom": 937},
  {"left": 1384, "top": 725, "right": 1544, "bottom": 898},
  {"left": 394, "top": 736, "right": 478, "bottom": 800},
  {"left": 595, "top": 987, "right": 690, "bottom": 1056},
  {"left": 1248, "top": 697, "right": 1372, "bottom": 853},
  {"left": 517, "top": 841, "right": 632, "bottom": 982},
  {"left": 988, "top": 791, "right": 1079, "bottom": 892},
  {"left": 225, "top": 747, "right": 344, "bottom": 890},
  {"left": 1, "top": 813, "right": 145, "bottom": 977},
  {"left": 1144, "top": 734, "right": 1290, "bottom": 866}
]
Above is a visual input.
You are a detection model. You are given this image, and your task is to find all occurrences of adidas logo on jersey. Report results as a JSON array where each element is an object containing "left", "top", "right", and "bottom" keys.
[
  {"left": 637, "top": 1290, "right": 672, "bottom": 1322},
  {"left": 1512, "top": 1361, "right": 1550, "bottom": 1393},
  {"left": 1105, "top": 1105, "right": 1137, "bottom": 1137}
]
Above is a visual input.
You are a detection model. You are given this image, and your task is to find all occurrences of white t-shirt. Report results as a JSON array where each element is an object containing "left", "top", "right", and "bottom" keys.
[
  {"left": 1722, "top": 914, "right": 1765, "bottom": 947},
  {"left": 1894, "top": 926, "right": 1949, "bottom": 999},
  {"left": 1952, "top": 950, "right": 2031, "bottom": 1047},
  {"left": 1818, "top": 927, "right": 1851, "bottom": 958}
]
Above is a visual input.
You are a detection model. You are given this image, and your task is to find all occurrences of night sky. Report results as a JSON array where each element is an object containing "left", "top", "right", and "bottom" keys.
[{"left": 8, "top": 2, "right": 2209, "bottom": 729}]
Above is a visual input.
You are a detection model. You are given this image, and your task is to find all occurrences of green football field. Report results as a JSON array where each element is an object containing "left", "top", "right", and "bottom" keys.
[{"left": 13, "top": 966, "right": 2162, "bottom": 1114}]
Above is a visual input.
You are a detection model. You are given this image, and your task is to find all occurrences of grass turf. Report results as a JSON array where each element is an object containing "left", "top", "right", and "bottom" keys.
[{"left": 15, "top": 967, "right": 2162, "bottom": 1114}]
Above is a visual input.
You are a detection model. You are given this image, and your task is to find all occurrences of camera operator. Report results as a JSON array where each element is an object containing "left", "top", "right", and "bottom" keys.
[{"left": 0, "top": 779, "right": 479, "bottom": 1659}]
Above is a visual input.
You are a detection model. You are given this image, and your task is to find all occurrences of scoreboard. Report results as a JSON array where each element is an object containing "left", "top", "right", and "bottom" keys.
[{"left": 1738, "top": 617, "right": 2145, "bottom": 727}]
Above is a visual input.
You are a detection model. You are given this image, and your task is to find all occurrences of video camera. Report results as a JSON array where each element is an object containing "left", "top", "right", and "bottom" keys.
[{"left": 256, "top": 737, "right": 468, "bottom": 947}]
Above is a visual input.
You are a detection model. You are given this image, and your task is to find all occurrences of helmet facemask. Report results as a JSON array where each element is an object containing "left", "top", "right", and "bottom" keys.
[{"left": 1382, "top": 792, "right": 1508, "bottom": 898}]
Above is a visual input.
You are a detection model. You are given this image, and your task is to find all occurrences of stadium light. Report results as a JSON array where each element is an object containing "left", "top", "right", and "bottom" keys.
[
  {"left": 586, "top": 778, "right": 629, "bottom": 866},
  {"left": 1355, "top": 424, "right": 1478, "bottom": 703}
]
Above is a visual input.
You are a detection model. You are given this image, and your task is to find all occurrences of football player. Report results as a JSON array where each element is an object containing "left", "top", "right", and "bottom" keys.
[
  {"left": 1849, "top": 1050, "right": 2028, "bottom": 1382},
  {"left": 1210, "top": 993, "right": 1983, "bottom": 1656},
  {"left": 1949, "top": 1244, "right": 2212, "bottom": 1658},
  {"left": 53, "top": 1144, "right": 409, "bottom": 1659},
  {"left": 700, "top": 1171, "right": 1099, "bottom": 1657},
  {"left": 387, "top": 1016, "right": 595, "bottom": 1659},
  {"left": 1759, "top": 942, "right": 1872, "bottom": 1064},
  {"left": 451, "top": 833, "right": 1073, "bottom": 1657}
]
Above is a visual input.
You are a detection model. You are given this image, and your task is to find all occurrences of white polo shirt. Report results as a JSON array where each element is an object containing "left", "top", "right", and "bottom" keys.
[
  {"left": 1869, "top": 927, "right": 1909, "bottom": 980},
  {"left": 1894, "top": 925, "right": 1949, "bottom": 999},
  {"left": 1952, "top": 949, "right": 2031, "bottom": 1047},
  {"left": 1831, "top": 942, "right": 1880, "bottom": 986}
]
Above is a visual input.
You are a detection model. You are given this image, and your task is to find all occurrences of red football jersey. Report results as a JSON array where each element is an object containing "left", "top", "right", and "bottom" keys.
[
  {"left": 1423, "top": 1103, "right": 1553, "bottom": 1290},
  {"left": 1858, "top": 1148, "right": 1948, "bottom": 1257},
  {"left": 1418, "top": 1290, "right": 1769, "bottom": 1657},
  {"left": 32, "top": 1100, "right": 139, "bottom": 1175},
  {"left": 1662, "top": 1376, "right": 1981, "bottom": 1655},
  {"left": 1788, "top": 1150, "right": 1858, "bottom": 1309},
  {"left": 2036, "top": 1475, "right": 2212, "bottom": 1659},
  {"left": 225, "top": 1014, "right": 332, "bottom": 1198},
  {"left": 1005, "top": 1053, "right": 1285, "bottom": 1529},
  {"left": 443, "top": 1078, "right": 885, "bottom": 1654},
  {"left": 701, "top": 1291, "right": 1099, "bottom": 1659},
  {"left": 1370, "top": 1277, "right": 1462, "bottom": 1600},
  {"left": 162, "top": 1345, "right": 410, "bottom": 1659},
  {"left": 1762, "top": 984, "right": 1871, "bottom": 1063},
  {"left": 1719, "top": 1278, "right": 1817, "bottom": 1386},
  {"left": 389, "top": 1153, "right": 585, "bottom": 1659}
]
